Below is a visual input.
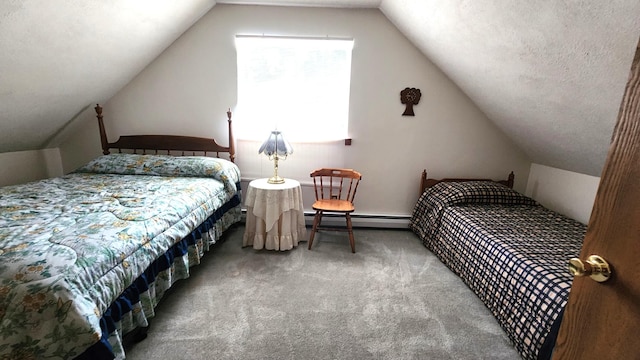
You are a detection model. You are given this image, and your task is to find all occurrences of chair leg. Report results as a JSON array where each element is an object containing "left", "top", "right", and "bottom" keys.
[
  {"left": 309, "top": 210, "right": 322, "bottom": 250},
  {"left": 346, "top": 213, "right": 355, "bottom": 253}
]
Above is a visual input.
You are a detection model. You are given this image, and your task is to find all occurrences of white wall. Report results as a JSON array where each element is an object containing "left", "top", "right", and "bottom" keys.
[
  {"left": 0, "top": 149, "right": 63, "bottom": 186},
  {"left": 525, "top": 163, "right": 601, "bottom": 224},
  {"left": 60, "top": 4, "right": 531, "bottom": 217},
  {"left": 57, "top": 105, "right": 104, "bottom": 174}
]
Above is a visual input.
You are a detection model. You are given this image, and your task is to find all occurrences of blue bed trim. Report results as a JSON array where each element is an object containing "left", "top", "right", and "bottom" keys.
[{"left": 75, "top": 191, "right": 241, "bottom": 360}]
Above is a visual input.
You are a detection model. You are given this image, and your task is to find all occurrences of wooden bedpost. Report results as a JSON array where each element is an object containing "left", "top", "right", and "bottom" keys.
[
  {"left": 95, "top": 104, "right": 110, "bottom": 155},
  {"left": 420, "top": 169, "right": 427, "bottom": 196},
  {"left": 507, "top": 171, "right": 515, "bottom": 188},
  {"left": 227, "top": 108, "right": 235, "bottom": 163}
]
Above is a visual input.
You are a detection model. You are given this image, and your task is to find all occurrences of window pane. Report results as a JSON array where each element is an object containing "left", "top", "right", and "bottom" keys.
[{"left": 235, "top": 36, "right": 353, "bottom": 142}]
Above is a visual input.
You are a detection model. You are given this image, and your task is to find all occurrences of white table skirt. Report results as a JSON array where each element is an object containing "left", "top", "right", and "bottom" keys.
[
  {"left": 243, "top": 208, "right": 306, "bottom": 250},
  {"left": 242, "top": 178, "right": 307, "bottom": 251}
]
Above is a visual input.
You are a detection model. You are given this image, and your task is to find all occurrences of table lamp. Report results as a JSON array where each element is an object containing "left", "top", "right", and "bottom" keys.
[{"left": 258, "top": 130, "right": 294, "bottom": 184}]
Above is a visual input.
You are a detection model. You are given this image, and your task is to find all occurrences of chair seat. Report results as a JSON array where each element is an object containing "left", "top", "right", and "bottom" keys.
[{"left": 312, "top": 199, "right": 355, "bottom": 213}]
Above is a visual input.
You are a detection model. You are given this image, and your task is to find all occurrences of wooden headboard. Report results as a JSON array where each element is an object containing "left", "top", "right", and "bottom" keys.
[
  {"left": 94, "top": 104, "right": 236, "bottom": 163},
  {"left": 419, "top": 169, "right": 515, "bottom": 196}
]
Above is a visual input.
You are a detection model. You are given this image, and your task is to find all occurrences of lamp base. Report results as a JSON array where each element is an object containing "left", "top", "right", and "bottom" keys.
[{"left": 267, "top": 175, "right": 285, "bottom": 184}]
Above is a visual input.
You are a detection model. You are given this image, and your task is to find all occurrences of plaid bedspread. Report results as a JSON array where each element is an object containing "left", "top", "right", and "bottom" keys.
[{"left": 410, "top": 182, "right": 586, "bottom": 360}]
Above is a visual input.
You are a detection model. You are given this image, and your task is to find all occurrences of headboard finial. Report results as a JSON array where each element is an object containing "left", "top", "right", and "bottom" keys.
[
  {"left": 227, "top": 108, "right": 235, "bottom": 163},
  {"left": 507, "top": 171, "right": 515, "bottom": 189},
  {"left": 95, "top": 104, "right": 109, "bottom": 155}
]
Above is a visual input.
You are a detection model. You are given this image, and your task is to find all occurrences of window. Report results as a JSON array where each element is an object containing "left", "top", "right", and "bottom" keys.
[{"left": 235, "top": 35, "right": 354, "bottom": 142}]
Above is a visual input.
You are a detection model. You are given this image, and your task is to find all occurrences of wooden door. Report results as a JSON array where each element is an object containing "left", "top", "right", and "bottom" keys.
[{"left": 553, "top": 40, "right": 640, "bottom": 359}]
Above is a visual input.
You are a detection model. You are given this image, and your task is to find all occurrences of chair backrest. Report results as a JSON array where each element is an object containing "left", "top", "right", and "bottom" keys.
[{"left": 310, "top": 168, "right": 362, "bottom": 204}]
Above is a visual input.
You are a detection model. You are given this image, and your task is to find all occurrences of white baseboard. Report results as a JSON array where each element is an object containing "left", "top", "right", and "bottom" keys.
[
  {"left": 241, "top": 209, "right": 411, "bottom": 229},
  {"left": 303, "top": 212, "right": 411, "bottom": 229}
]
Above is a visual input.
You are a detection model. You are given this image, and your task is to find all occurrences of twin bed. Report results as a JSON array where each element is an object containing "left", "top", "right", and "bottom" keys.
[
  {"left": 410, "top": 171, "right": 586, "bottom": 360},
  {"left": 0, "top": 105, "right": 242, "bottom": 359}
]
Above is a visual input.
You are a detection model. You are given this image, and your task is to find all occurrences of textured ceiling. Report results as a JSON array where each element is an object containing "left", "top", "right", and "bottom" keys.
[
  {"left": 379, "top": 0, "right": 640, "bottom": 176},
  {"left": 0, "top": 0, "right": 215, "bottom": 152},
  {"left": 1, "top": 0, "right": 638, "bottom": 177},
  {"left": 218, "top": 0, "right": 381, "bottom": 6}
]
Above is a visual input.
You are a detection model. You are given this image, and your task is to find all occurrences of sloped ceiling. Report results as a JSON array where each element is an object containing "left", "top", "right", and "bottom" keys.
[
  {"left": 1, "top": 0, "right": 638, "bottom": 176},
  {"left": 379, "top": 0, "right": 640, "bottom": 176},
  {"left": 0, "top": 0, "right": 215, "bottom": 153}
]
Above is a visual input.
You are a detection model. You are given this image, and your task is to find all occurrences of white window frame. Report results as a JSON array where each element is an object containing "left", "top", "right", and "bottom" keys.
[{"left": 234, "top": 35, "right": 354, "bottom": 142}]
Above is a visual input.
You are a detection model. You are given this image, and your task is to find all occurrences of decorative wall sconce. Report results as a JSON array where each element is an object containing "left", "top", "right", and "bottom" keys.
[{"left": 400, "top": 87, "right": 421, "bottom": 116}]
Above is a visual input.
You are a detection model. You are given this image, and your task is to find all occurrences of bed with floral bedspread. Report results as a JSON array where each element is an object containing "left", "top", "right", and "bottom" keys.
[
  {"left": 410, "top": 180, "right": 586, "bottom": 360},
  {"left": 0, "top": 153, "right": 242, "bottom": 360}
]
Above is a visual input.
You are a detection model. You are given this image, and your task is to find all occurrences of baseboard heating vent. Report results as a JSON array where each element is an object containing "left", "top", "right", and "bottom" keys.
[
  {"left": 303, "top": 212, "right": 411, "bottom": 229},
  {"left": 240, "top": 209, "right": 411, "bottom": 229}
]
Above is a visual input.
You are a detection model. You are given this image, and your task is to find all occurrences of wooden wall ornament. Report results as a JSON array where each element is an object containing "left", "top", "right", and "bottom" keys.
[{"left": 400, "top": 87, "right": 421, "bottom": 116}]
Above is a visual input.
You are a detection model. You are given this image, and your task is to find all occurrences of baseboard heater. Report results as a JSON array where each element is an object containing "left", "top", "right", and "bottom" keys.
[{"left": 241, "top": 209, "right": 411, "bottom": 229}]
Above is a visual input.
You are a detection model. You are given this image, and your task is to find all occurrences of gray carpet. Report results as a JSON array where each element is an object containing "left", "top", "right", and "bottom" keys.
[{"left": 124, "top": 225, "right": 521, "bottom": 360}]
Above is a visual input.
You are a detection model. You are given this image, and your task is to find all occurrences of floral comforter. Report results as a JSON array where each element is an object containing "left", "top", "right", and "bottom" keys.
[{"left": 0, "top": 154, "right": 241, "bottom": 359}]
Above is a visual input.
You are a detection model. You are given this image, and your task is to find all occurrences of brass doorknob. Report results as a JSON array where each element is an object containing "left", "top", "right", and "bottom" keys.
[{"left": 568, "top": 255, "right": 611, "bottom": 283}]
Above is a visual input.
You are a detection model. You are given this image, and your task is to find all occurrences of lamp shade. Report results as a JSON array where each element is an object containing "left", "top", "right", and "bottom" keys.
[{"left": 258, "top": 130, "right": 293, "bottom": 157}]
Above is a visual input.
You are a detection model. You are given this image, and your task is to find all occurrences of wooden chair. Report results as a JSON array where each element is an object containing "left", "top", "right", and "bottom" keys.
[{"left": 308, "top": 168, "right": 362, "bottom": 253}]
